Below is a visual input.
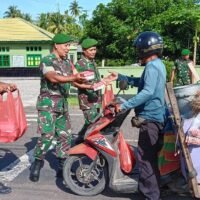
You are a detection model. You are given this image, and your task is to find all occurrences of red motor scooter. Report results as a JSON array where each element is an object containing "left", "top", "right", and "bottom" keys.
[
  {"left": 62, "top": 81, "right": 190, "bottom": 197},
  {"left": 63, "top": 90, "right": 139, "bottom": 196}
]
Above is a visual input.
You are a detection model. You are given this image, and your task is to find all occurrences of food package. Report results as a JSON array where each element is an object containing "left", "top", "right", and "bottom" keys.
[
  {"left": 80, "top": 71, "right": 95, "bottom": 81},
  {"left": 92, "top": 81, "right": 105, "bottom": 91}
]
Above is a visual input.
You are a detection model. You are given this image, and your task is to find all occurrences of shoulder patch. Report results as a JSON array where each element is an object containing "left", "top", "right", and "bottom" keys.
[{"left": 42, "top": 54, "right": 54, "bottom": 66}]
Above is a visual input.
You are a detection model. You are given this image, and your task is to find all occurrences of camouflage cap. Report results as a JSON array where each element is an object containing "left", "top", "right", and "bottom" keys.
[
  {"left": 81, "top": 38, "right": 98, "bottom": 49},
  {"left": 52, "top": 33, "right": 73, "bottom": 44},
  {"left": 181, "top": 49, "right": 190, "bottom": 56}
]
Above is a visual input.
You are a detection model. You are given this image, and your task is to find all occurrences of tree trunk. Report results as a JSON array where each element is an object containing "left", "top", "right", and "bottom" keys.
[{"left": 193, "top": 28, "right": 198, "bottom": 66}]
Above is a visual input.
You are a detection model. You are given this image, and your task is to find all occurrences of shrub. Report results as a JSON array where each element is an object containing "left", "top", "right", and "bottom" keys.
[
  {"left": 163, "top": 59, "right": 174, "bottom": 82},
  {"left": 105, "top": 59, "right": 125, "bottom": 66}
]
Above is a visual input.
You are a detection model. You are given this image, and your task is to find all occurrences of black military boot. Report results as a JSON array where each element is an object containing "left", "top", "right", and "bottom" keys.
[
  {"left": 74, "top": 124, "right": 89, "bottom": 145},
  {"left": 0, "top": 182, "right": 12, "bottom": 194},
  {"left": 56, "top": 158, "right": 66, "bottom": 178},
  {"left": 29, "top": 159, "right": 43, "bottom": 182}
]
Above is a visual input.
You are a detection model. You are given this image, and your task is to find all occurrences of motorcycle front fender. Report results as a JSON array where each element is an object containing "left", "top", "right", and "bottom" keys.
[{"left": 67, "top": 143, "right": 98, "bottom": 160}]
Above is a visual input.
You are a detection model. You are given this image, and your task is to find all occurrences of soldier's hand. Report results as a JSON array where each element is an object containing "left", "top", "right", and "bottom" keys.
[
  {"left": 0, "top": 84, "right": 7, "bottom": 93},
  {"left": 102, "top": 77, "right": 112, "bottom": 85},
  {"left": 105, "top": 71, "right": 118, "bottom": 82},
  {"left": 73, "top": 73, "right": 87, "bottom": 83},
  {"left": 115, "top": 103, "right": 122, "bottom": 113},
  {"left": 0, "top": 82, "right": 17, "bottom": 93},
  {"left": 7, "top": 83, "right": 17, "bottom": 92},
  {"left": 107, "top": 102, "right": 121, "bottom": 114}
]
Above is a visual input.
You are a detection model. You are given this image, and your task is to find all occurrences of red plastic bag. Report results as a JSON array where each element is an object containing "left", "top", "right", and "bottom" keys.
[
  {"left": 102, "top": 84, "right": 114, "bottom": 109},
  {"left": 118, "top": 132, "right": 136, "bottom": 173},
  {"left": 14, "top": 90, "right": 27, "bottom": 137},
  {"left": 0, "top": 90, "right": 27, "bottom": 143}
]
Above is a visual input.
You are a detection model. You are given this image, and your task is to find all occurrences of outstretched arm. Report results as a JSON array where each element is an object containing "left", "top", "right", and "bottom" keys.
[
  {"left": 44, "top": 71, "right": 86, "bottom": 83},
  {"left": 118, "top": 74, "right": 140, "bottom": 87},
  {"left": 120, "top": 66, "right": 158, "bottom": 110},
  {"left": 104, "top": 71, "right": 140, "bottom": 87},
  {"left": 72, "top": 82, "right": 93, "bottom": 90}
]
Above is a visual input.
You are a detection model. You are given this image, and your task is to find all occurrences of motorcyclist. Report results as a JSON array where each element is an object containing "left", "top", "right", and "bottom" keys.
[{"left": 105, "top": 31, "right": 166, "bottom": 200}]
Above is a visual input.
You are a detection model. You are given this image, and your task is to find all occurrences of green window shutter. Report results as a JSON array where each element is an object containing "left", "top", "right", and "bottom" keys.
[
  {"left": 0, "top": 55, "right": 10, "bottom": 67},
  {"left": 27, "top": 54, "right": 41, "bottom": 67},
  {"left": 0, "top": 55, "right": 2, "bottom": 67}
]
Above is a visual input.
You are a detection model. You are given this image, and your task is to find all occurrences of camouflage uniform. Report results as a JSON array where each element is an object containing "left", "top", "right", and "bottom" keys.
[
  {"left": 173, "top": 58, "right": 192, "bottom": 86},
  {"left": 75, "top": 56, "right": 101, "bottom": 127},
  {"left": 34, "top": 53, "right": 73, "bottom": 160}
]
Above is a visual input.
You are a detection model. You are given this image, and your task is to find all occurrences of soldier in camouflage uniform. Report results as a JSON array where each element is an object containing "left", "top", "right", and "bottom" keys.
[
  {"left": 29, "top": 33, "right": 86, "bottom": 182},
  {"left": 170, "top": 49, "right": 193, "bottom": 86},
  {"left": 73, "top": 38, "right": 102, "bottom": 144}
]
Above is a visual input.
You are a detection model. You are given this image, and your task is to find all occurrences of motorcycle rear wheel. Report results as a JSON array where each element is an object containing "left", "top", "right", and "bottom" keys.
[{"left": 63, "top": 155, "right": 107, "bottom": 196}]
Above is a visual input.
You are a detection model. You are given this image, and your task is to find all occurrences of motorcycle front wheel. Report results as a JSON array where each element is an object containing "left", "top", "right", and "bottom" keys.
[{"left": 63, "top": 155, "right": 107, "bottom": 196}]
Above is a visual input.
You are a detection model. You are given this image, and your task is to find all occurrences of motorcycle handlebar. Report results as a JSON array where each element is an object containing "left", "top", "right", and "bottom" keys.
[{"left": 105, "top": 104, "right": 130, "bottom": 116}]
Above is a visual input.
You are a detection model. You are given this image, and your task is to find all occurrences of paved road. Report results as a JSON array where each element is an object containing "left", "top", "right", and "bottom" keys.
[
  {"left": 0, "top": 78, "right": 194, "bottom": 200},
  {"left": 0, "top": 105, "right": 193, "bottom": 200}
]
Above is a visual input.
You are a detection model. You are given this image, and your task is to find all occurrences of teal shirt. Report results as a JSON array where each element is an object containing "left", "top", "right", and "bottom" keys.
[{"left": 119, "top": 58, "right": 166, "bottom": 123}]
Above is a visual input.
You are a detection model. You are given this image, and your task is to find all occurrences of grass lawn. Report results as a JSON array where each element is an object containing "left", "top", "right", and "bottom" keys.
[{"left": 68, "top": 96, "right": 79, "bottom": 106}]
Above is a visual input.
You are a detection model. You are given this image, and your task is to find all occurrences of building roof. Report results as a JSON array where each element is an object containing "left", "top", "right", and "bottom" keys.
[{"left": 0, "top": 18, "right": 54, "bottom": 43}]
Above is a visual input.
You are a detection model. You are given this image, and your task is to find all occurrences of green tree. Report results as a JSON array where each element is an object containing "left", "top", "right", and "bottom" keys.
[
  {"left": 79, "top": 10, "right": 88, "bottom": 27},
  {"left": 4, "top": 5, "right": 33, "bottom": 22},
  {"left": 84, "top": 0, "right": 200, "bottom": 65},
  {"left": 47, "top": 12, "right": 65, "bottom": 34},
  {"left": 142, "top": 3, "right": 200, "bottom": 63},
  {"left": 169, "top": 7, "right": 200, "bottom": 65},
  {"left": 36, "top": 10, "right": 83, "bottom": 39},
  {"left": 22, "top": 13, "right": 32, "bottom": 22},
  {"left": 84, "top": 1, "right": 134, "bottom": 63},
  {"left": 64, "top": 10, "right": 83, "bottom": 38},
  {"left": 69, "top": 0, "right": 82, "bottom": 17},
  {"left": 4, "top": 5, "right": 22, "bottom": 18},
  {"left": 37, "top": 13, "right": 51, "bottom": 30}
]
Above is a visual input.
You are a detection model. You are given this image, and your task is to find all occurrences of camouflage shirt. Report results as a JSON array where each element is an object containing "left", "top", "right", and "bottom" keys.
[
  {"left": 36, "top": 53, "right": 73, "bottom": 112},
  {"left": 75, "top": 56, "right": 101, "bottom": 110},
  {"left": 173, "top": 58, "right": 192, "bottom": 86}
]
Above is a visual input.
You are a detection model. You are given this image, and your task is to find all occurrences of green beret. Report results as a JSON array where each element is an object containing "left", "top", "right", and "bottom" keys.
[
  {"left": 181, "top": 49, "right": 190, "bottom": 56},
  {"left": 52, "top": 33, "right": 73, "bottom": 44},
  {"left": 81, "top": 38, "right": 98, "bottom": 49}
]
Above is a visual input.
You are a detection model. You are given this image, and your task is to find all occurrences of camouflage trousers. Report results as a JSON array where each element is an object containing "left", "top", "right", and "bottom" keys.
[
  {"left": 83, "top": 105, "right": 100, "bottom": 125},
  {"left": 34, "top": 110, "right": 72, "bottom": 160},
  {"left": 77, "top": 105, "right": 100, "bottom": 138}
]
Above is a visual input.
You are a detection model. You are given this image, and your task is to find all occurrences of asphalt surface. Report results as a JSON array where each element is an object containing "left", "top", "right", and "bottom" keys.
[{"left": 0, "top": 78, "right": 195, "bottom": 200}]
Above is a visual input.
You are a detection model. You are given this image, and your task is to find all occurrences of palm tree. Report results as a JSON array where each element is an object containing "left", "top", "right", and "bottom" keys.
[
  {"left": 22, "top": 13, "right": 32, "bottom": 22},
  {"left": 37, "top": 13, "right": 51, "bottom": 30},
  {"left": 69, "top": 0, "right": 82, "bottom": 17},
  {"left": 64, "top": 9, "right": 76, "bottom": 24},
  {"left": 79, "top": 10, "right": 88, "bottom": 27},
  {"left": 4, "top": 5, "right": 22, "bottom": 18},
  {"left": 47, "top": 12, "right": 66, "bottom": 34}
]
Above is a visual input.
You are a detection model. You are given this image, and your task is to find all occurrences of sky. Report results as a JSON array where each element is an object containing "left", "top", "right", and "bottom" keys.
[{"left": 0, "top": 0, "right": 111, "bottom": 20}]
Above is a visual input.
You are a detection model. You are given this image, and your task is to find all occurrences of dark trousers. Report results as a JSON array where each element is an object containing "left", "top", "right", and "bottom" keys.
[{"left": 138, "top": 121, "right": 163, "bottom": 200}]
